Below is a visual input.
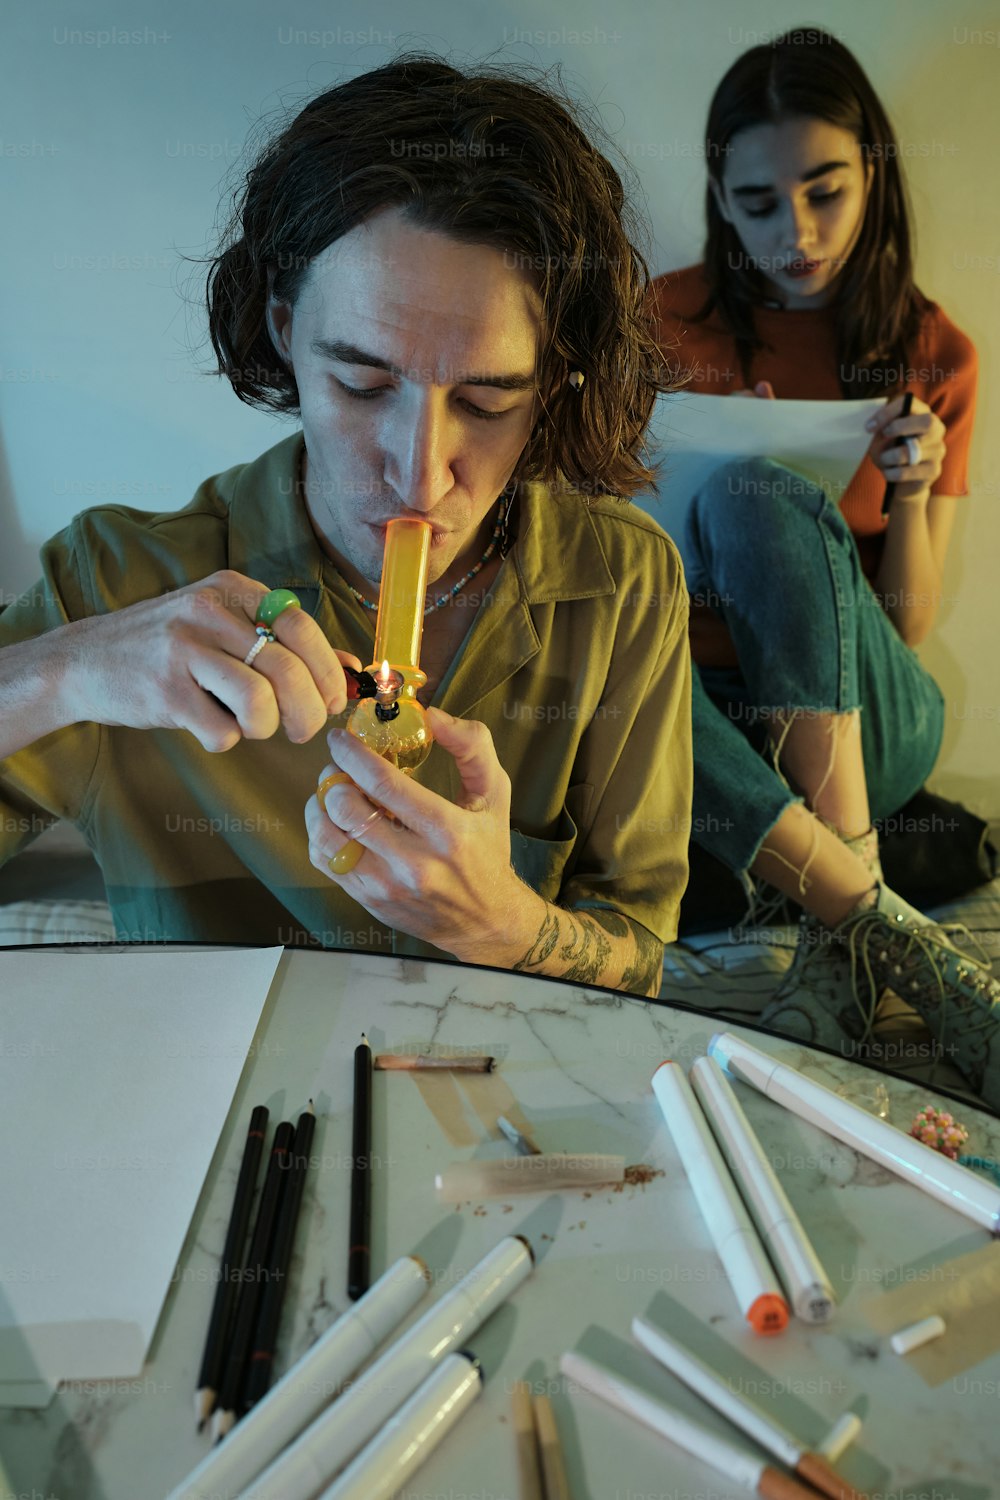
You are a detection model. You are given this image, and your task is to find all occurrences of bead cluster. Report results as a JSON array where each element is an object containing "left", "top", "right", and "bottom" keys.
[{"left": 909, "top": 1105, "right": 970, "bottom": 1160}]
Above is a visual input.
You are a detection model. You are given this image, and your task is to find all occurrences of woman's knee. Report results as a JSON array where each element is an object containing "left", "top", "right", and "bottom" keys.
[
  {"left": 687, "top": 457, "right": 850, "bottom": 573},
  {"left": 692, "top": 457, "right": 835, "bottom": 533}
]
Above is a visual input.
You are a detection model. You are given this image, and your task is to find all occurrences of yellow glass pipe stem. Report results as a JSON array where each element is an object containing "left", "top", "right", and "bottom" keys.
[
  {"left": 329, "top": 517, "right": 433, "bottom": 878},
  {"left": 373, "top": 519, "right": 432, "bottom": 670}
]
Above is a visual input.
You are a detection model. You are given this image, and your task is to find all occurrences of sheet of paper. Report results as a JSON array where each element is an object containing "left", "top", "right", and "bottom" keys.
[
  {"left": 0, "top": 1378, "right": 54, "bottom": 1409},
  {"left": 0, "top": 948, "right": 283, "bottom": 1388},
  {"left": 631, "top": 391, "right": 885, "bottom": 570}
]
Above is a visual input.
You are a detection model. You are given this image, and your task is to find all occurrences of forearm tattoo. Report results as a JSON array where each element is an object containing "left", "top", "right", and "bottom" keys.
[{"left": 512, "top": 907, "right": 663, "bottom": 997}]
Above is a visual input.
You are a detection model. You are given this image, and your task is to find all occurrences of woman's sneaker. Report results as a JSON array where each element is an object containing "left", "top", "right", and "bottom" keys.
[
  {"left": 760, "top": 912, "right": 883, "bottom": 1051},
  {"left": 829, "top": 883, "right": 1000, "bottom": 1112}
]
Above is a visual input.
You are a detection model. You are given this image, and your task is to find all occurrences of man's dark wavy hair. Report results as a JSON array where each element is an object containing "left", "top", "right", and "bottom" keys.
[
  {"left": 206, "top": 54, "right": 670, "bottom": 498},
  {"left": 695, "top": 29, "right": 924, "bottom": 398}
]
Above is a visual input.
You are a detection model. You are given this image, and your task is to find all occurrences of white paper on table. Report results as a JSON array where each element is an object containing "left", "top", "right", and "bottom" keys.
[
  {"left": 0, "top": 948, "right": 283, "bottom": 1389},
  {"left": 632, "top": 391, "right": 885, "bottom": 571},
  {"left": 0, "top": 1378, "right": 54, "bottom": 1409}
]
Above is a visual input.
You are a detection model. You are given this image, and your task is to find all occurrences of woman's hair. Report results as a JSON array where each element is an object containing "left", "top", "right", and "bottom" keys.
[
  {"left": 696, "top": 30, "right": 924, "bottom": 397},
  {"left": 206, "top": 55, "right": 668, "bottom": 498}
]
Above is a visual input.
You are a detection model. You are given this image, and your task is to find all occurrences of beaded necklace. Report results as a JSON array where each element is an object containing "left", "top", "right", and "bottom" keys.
[{"left": 343, "top": 502, "right": 507, "bottom": 617}]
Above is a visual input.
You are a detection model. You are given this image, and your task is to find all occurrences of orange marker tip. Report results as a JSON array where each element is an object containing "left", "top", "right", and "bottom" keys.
[{"left": 747, "top": 1293, "right": 790, "bottom": 1335}]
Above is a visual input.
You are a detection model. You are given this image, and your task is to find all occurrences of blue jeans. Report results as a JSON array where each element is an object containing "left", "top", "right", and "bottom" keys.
[{"left": 684, "top": 459, "right": 945, "bottom": 875}]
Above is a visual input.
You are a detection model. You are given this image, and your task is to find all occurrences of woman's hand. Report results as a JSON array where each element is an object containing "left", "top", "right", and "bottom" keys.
[
  {"left": 59, "top": 569, "right": 361, "bottom": 751},
  {"left": 866, "top": 393, "right": 945, "bottom": 503},
  {"left": 729, "top": 381, "right": 776, "bottom": 399},
  {"left": 305, "top": 706, "right": 531, "bottom": 961}
]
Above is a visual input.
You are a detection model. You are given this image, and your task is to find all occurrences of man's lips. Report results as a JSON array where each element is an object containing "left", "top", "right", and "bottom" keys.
[{"left": 365, "top": 520, "right": 454, "bottom": 543}]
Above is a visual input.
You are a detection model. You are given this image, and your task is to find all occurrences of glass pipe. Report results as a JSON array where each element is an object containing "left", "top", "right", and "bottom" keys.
[{"left": 329, "top": 519, "right": 434, "bottom": 876}]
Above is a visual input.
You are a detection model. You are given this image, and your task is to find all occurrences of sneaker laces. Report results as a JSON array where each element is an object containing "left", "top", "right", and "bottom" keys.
[
  {"left": 839, "top": 908, "right": 1000, "bottom": 1041},
  {"left": 772, "top": 912, "right": 883, "bottom": 1045},
  {"left": 734, "top": 878, "right": 793, "bottom": 941}
]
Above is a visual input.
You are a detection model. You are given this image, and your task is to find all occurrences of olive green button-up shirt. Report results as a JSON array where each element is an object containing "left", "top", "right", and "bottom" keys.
[{"left": 0, "top": 432, "right": 691, "bottom": 957}]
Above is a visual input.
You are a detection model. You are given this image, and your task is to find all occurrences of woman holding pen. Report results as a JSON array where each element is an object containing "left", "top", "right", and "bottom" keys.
[{"left": 648, "top": 31, "right": 999, "bottom": 1107}]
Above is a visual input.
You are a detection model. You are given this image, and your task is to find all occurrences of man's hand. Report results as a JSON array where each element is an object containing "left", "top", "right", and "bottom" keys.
[
  {"left": 57, "top": 570, "right": 361, "bottom": 751},
  {"left": 306, "top": 706, "right": 532, "bottom": 961},
  {"left": 307, "top": 706, "right": 666, "bottom": 995}
]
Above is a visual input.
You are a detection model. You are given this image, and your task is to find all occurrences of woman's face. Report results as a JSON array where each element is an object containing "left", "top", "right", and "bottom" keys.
[{"left": 713, "top": 115, "right": 873, "bottom": 309}]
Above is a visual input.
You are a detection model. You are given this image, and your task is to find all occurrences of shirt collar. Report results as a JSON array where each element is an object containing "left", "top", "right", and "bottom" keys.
[{"left": 225, "top": 431, "right": 617, "bottom": 609}]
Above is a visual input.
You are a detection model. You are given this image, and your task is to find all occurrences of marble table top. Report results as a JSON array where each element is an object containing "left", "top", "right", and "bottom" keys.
[{"left": 3, "top": 948, "right": 1000, "bottom": 1500}]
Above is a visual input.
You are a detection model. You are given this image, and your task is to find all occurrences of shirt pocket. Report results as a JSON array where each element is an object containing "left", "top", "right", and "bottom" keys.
[{"left": 510, "top": 786, "right": 592, "bottom": 904}]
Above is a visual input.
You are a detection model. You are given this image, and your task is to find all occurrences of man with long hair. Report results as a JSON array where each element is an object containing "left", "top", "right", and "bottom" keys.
[{"left": 0, "top": 57, "right": 691, "bottom": 995}]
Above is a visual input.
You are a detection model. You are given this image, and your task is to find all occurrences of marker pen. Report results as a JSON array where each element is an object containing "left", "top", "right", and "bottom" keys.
[
  {"left": 632, "top": 1318, "right": 865, "bottom": 1500},
  {"left": 316, "top": 1352, "right": 482, "bottom": 1500},
  {"left": 561, "top": 1351, "right": 820, "bottom": 1499},
  {"left": 709, "top": 1033, "right": 1000, "bottom": 1235},
  {"left": 690, "top": 1055, "right": 836, "bottom": 1323},
  {"left": 651, "top": 1061, "right": 788, "bottom": 1334},
  {"left": 167, "top": 1257, "right": 430, "bottom": 1500},
  {"left": 242, "top": 1235, "right": 533, "bottom": 1500}
]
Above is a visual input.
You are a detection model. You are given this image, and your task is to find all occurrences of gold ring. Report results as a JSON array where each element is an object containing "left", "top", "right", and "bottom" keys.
[{"left": 327, "top": 808, "right": 383, "bottom": 876}]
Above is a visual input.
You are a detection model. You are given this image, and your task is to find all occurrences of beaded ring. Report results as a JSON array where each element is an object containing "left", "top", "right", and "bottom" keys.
[{"left": 243, "top": 625, "right": 275, "bottom": 667}]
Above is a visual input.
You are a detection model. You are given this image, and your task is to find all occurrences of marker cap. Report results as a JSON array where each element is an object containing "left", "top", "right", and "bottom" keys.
[
  {"left": 817, "top": 1412, "right": 863, "bottom": 1464},
  {"left": 890, "top": 1314, "right": 946, "bottom": 1355},
  {"left": 747, "top": 1292, "right": 789, "bottom": 1336}
]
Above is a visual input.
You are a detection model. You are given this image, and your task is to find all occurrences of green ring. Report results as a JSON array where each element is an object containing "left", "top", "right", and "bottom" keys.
[{"left": 255, "top": 588, "right": 301, "bottom": 627}]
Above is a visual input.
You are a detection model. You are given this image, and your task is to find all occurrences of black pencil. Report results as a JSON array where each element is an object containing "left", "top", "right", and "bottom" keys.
[
  {"left": 194, "top": 1103, "right": 268, "bottom": 1429},
  {"left": 881, "top": 389, "right": 914, "bottom": 517},
  {"left": 241, "top": 1101, "right": 316, "bottom": 1413},
  {"left": 347, "top": 1034, "right": 373, "bottom": 1301},
  {"left": 211, "top": 1119, "right": 294, "bottom": 1442}
]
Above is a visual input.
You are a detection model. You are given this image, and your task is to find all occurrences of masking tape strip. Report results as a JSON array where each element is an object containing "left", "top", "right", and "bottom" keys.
[{"left": 862, "top": 1241, "right": 1000, "bottom": 1385}]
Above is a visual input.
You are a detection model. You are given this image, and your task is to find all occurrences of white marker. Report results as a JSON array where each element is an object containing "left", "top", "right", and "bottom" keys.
[
  {"left": 631, "top": 1318, "right": 865, "bottom": 1500},
  {"left": 651, "top": 1062, "right": 788, "bottom": 1335},
  {"left": 690, "top": 1055, "right": 836, "bottom": 1323},
  {"left": 709, "top": 1033, "right": 1000, "bottom": 1235},
  {"left": 890, "top": 1315, "right": 946, "bottom": 1355},
  {"left": 561, "top": 1352, "right": 819, "bottom": 1499},
  {"left": 166, "top": 1256, "right": 430, "bottom": 1500},
  {"left": 435, "top": 1154, "right": 624, "bottom": 1199},
  {"left": 316, "top": 1352, "right": 482, "bottom": 1500},
  {"left": 241, "top": 1235, "right": 533, "bottom": 1500}
]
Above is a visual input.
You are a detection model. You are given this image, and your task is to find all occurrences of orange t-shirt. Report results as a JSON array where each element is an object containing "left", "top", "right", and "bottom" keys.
[{"left": 647, "top": 264, "right": 978, "bottom": 667}]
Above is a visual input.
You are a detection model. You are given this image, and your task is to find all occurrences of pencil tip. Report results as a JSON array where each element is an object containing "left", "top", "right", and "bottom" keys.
[{"left": 210, "top": 1407, "right": 236, "bottom": 1445}]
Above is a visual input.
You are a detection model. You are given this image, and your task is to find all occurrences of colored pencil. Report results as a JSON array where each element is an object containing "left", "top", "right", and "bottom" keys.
[
  {"left": 348, "top": 1035, "right": 372, "bottom": 1300},
  {"left": 242, "top": 1102, "right": 316, "bottom": 1412},
  {"left": 212, "top": 1119, "right": 294, "bottom": 1441},
  {"left": 194, "top": 1104, "right": 268, "bottom": 1428}
]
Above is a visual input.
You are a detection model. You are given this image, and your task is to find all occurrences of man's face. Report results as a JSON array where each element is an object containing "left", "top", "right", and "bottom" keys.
[{"left": 268, "top": 206, "right": 543, "bottom": 587}]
